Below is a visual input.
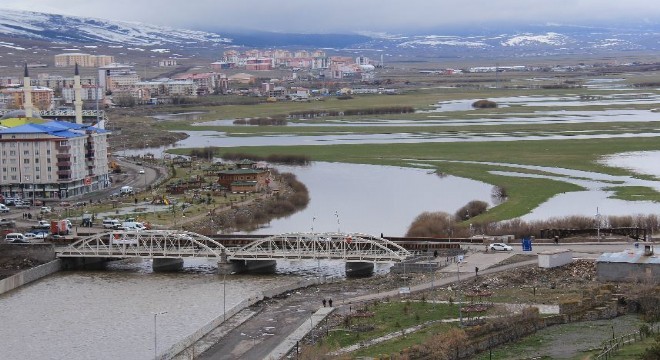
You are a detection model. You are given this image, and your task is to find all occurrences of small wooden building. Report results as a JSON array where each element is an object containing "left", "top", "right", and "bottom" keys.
[{"left": 217, "top": 168, "right": 269, "bottom": 193}]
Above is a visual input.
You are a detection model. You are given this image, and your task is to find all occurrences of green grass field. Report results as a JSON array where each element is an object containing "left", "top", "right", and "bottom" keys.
[{"left": 149, "top": 85, "right": 660, "bottom": 222}]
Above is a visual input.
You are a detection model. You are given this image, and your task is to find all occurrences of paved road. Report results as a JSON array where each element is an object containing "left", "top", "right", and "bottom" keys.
[{"left": 190, "top": 242, "right": 637, "bottom": 360}]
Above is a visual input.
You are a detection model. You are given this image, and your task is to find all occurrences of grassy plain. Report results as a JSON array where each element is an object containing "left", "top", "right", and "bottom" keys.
[{"left": 141, "top": 84, "right": 660, "bottom": 223}]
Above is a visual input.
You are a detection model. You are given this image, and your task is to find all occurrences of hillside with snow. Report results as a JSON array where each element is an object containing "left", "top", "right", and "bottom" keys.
[
  {"left": 0, "top": 9, "right": 231, "bottom": 47},
  {"left": 0, "top": 9, "right": 659, "bottom": 60}
]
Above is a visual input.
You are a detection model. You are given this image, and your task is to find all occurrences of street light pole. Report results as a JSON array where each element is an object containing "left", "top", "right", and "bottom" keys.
[
  {"left": 223, "top": 273, "right": 226, "bottom": 322},
  {"left": 154, "top": 311, "right": 167, "bottom": 360},
  {"left": 456, "top": 259, "right": 463, "bottom": 326}
]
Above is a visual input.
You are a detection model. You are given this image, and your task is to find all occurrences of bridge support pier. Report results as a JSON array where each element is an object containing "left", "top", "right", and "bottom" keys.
[
  {"left": 225, "top": 260, "right": 277, "bottom": 274},
  {"left": 345, "top": 262, "right": 374, "bottom": 277},
  {"left": 153, "top": 258, "right": 184, "bottom": 272}
]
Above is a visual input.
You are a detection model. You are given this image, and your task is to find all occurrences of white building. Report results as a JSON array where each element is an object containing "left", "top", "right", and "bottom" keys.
[{"left": 0, "top": 120, "right": 110, "bottom": 199}]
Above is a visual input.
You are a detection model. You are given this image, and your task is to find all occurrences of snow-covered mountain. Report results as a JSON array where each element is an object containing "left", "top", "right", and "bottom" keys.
[
  {"left": 0, "top": 9, "right": 659, "bottom": 59},
  {"left": 0, "top": 9, "right": 230, "bottom": 47}
]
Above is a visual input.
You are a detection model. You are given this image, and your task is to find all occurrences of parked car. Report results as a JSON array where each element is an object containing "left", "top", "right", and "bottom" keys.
[
  {"left": 0, "top": 204, "right": 9, "bottom": 213},
  {"left": 138, "top": 169, "right": 145, "bottom": 174},
  {"left": 14, "top": 201, "right": 30, "bottom": 208},
  {"left": 6, "top": 233, "right": 28, "bottom": 243},
  {"left": 32, "top": 220, "right": 51, "bottom": 230},
  {"left": 0, "top": 218, "right": 16, "bottom": 227},
  {"left": 40, "top": 206, "right": 52, "bottom": 214},
  {"left": 488, "top": 243, "right": 513, "bottom": 251}
]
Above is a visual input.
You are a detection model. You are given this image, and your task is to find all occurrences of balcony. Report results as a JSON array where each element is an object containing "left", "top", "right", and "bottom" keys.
[
  {"left": 56, "top": 169, "right": 71, "bottom": 176},
  {"left": 57, "top": 161, "right": 72, "bottom": 167},
  {"left": 56, "top": 153, "right": 71, "bottom": 160},
  {"left": 56, "top": 145, "right": 71, "bottom": 152}
]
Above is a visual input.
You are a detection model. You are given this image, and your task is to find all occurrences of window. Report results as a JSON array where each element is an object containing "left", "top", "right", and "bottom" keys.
[
  {"left": 10, "top": 167, "right": 16, "bottom": 172},
  {"left": 35, "top": 158, "right": 39, "bottom": 164},
  {"left": 59, "top": 141, "right": 68, "bottom": 146},
  {"left": 23, "top": 150, "right": 29, "bottom": 155},
  {"left": 10, "top": 175, "right": 16, "bottom": 180},
  {"left": 47, "top": 158, "right": 51, "bottom": 163},
  {"left": 47, "top": 166, "right": 52, "bottom": 172},
  {"left": 47, "top": 149, "right": 51, "bottom": 155},
  {"left": 23, "top": 159, "right": 30, "bottom": 164},
  {"left": 35, "top": 167, "right": 40, "bottom": 172},
  {"left": 9, "top": 150, "right": 16, "bottom": 156}
]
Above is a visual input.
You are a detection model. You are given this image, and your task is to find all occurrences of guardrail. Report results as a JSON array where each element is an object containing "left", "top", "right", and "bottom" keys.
[{"left": 595, "top": 322, "right": 659, "bottom": 359}]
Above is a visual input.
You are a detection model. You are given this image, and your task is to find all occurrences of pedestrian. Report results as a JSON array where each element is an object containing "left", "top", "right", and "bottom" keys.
[
  {"left": 328, "top": 299, "right": 333, "bottom": 307},
  {"left": 322, "top": 299, "right": 326, "bottom": 307},
  {"left": 475, "top": 267, "right": 479, "bottom": 276},
  {"left": 554, "top": 236, "right": 559, "bottom": 245},
  {"left": 433, "top": 250, "right": 438, "bottom": 258}
]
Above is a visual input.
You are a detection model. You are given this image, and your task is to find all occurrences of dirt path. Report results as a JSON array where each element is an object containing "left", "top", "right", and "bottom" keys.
[{"left": 478, "top": 315, "right": 649, "bottom": 359}]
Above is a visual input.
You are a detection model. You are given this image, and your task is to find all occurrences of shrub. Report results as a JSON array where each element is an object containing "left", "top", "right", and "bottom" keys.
[
  {"left": 472, "top": 99, "right": 497, "bottom": 108},
  {"left": 455, "top": 200, "right": 489, "bottom": 220},
  {"left": 405, "top": 211, "right": 455, "bottom": 237}
]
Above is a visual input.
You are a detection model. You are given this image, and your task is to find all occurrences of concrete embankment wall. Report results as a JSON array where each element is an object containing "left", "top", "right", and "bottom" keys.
[
  {"left": 0, "top": 259, "right": 62, "bottom": 296},
  {"left": 160, "top": 278, "right": 322, "bottom": 360}
]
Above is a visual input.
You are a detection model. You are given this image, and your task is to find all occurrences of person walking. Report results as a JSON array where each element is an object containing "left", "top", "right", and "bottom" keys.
[
  {"left": 328, "top": 299, "right": 333, "bottom": 307},
  {"left": 322, "top": 299, "right": 327, "bottom": 307},
  {"left": 475, "top": 267, "right": 479, "bottom": 276}
]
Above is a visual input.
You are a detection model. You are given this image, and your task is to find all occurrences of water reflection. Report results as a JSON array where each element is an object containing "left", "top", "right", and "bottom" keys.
[
  {"left": 0, "top": 264, "right": 297, "bottom": 360},
  {"left": 246, "top": 162, "right": 493, "bottom": 236},
  {"left": 118, "top": 131, "right": 660, "bottom": 159},
  {"left": 602, "top": 151, "right": 660, "bottom": 178}
]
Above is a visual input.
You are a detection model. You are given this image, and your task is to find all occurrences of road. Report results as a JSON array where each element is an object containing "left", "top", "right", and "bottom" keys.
[
  {"left": 190, "top": 242, "right": 635, "bottom": 360},
  {"left": 1, "top": 158, "right": 168, "bottom": 234}
]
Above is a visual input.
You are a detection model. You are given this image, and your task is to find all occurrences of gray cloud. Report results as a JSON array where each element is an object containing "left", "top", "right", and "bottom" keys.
[{"left": 3, "top": 0, "right": 659, "bottom": 33}]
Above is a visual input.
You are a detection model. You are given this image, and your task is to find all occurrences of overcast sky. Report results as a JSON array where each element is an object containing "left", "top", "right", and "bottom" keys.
[{"left": 3, "top": 0, "right": 659, "bottom": 33}]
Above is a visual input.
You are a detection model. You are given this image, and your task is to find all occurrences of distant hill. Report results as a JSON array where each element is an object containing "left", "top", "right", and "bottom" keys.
[{"left": 1, "top": 8, "right": 659, "bottom": 63}]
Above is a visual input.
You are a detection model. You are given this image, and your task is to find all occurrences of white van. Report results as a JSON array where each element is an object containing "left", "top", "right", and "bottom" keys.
[
  {"left": 6, "top": 233, "right": 28, "bottom": 243},
  {"left": 0, "top": 204, "right": 9, "bottom": 213},
  {"left": 122, "top": 221, "right": 145, "bottom": 231},
  {"left": 102, "top": 219, "right": 122, "bottom": 229},
  {"left": 120, "top": 186, "right": 134, "bottom": 195}
]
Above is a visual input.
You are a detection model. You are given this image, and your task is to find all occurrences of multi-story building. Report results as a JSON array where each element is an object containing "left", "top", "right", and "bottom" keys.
[
  {"left": 245, "top": 58, "right": 273, "bottom": 71},
  {"left": 54, "top": 53, "right": 115, "bottom": 67},
  {"left": 35, "top": 73, "right": 97, "bottom": 90},
  {"left": 61, "top": 84, "right": 104, "bottom": 103},
  {"left": 173, "top": 73, "right": 227, "bottom": 95},
  {"left": 98, "top": 64, "right": 140, "bottom": 92},
  {"left": 0, "top": 120, "right": 110, "bottom": 199},
  {"left": 159, "top": 59, "right": 178, "bottom": 67},
  {"left": 0, "top": 87, "right": 54, "bottom": 111}
]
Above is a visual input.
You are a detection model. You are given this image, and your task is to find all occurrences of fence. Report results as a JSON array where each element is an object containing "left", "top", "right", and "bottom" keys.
[{"left": 595, "top": 322, "right": 659, "bottom": 360}]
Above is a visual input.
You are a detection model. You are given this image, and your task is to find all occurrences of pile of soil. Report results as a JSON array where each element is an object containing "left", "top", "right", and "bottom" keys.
[
  {"left": 0, "top": 257, "right": 44, "bottom": 280},
  {"left": 466, "top": 259, "right": 597, "bottom": 290}
]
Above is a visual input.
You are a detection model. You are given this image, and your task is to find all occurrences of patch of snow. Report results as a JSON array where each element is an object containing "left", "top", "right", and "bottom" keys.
[{"left": 501, "top": 32, "right": 567, "bottom": 47}]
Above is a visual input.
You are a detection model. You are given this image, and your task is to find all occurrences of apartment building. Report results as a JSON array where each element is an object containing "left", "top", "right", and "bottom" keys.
[
  {"left": 61, "top": 84, "right": 104, "bottom": 103},
  {"left": 34, "top": 73, "right": 97, "bottom": 90},
  {"left": 159, "top": 59, "right": 178, "bottom": 67},
  {"left": 54, "top": 53, "right": 115, "bottom": 67},
  {"left": 98, "top": 64, "right": 140, "bottom": 92},
  {"left": 0, "top": 87, "right": 54, "bottom": 111},
  {"left": 173, "top": 73, "right": 228, "bottom": 95},
  {"left": 0, "top": 120, "right": 110, "bottom": 199}
]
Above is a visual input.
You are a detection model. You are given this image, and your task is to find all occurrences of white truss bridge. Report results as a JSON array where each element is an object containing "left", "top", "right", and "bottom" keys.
[{"left": 55, "top": 230, "right": 411, "bottom": 263}]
